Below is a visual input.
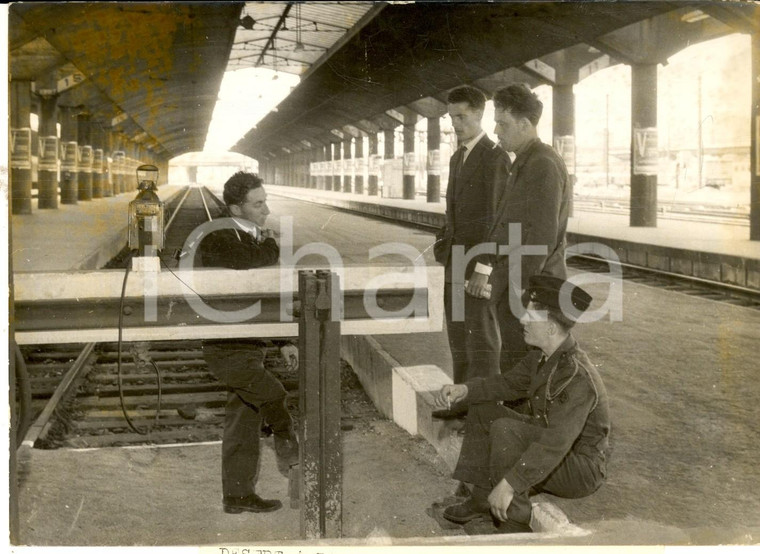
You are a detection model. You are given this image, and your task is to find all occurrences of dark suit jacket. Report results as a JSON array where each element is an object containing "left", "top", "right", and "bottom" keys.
[
  {"left": 434, "top": 135, "right": 511, "bottom": 280},
  {"left": 486, "top": 138, "right": 569, "bottom": 290}
]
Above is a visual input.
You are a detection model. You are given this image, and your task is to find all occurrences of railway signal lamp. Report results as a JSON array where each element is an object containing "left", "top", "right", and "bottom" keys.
[{"left": 128, "top": 164, "right": 164, "bottom": 269}]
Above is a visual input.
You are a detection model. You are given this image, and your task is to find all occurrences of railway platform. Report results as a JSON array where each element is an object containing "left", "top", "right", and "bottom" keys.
[{"left": 9, "top": 183, "right": 760, "bottom": 547}]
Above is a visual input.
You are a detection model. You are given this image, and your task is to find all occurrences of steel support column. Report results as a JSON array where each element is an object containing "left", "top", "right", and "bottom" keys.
[
  {"left": 751, "top": 31, "right": 760, "bottom": 240},
  {"left": 10, "top": 80, "right": 34, "bottom": 214},
  {"left": 630, "top": 63, "right": 658, "bottom": 227},
  {"left": 368, "top": 133, "right": 379, "bottom": 196},
  {"left": 553, "top": 83, "right": 576, "bottom": 217},
  {"left": 426, "top": 116, "right": 441, "bottom": 203},
  {"left": 402, "top": 111, "right": 418, "bottom": 200},
  {"left": 77, "top": 113, "right": 94, "bottom": 200}
]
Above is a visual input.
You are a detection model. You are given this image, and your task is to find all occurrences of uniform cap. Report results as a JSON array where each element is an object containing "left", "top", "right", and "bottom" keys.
[{"left": 527, "top": 275, "right": 592, "bottom": 314}]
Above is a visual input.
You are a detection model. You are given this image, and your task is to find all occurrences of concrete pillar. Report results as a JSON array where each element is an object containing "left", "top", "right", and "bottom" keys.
[
  {"left": 77, "top": 113, "right": 94, "bottom": 200},
  {"left": 343, "top": 137, "right": 353, "bottom": 192},
  {"left": 368, "top": 132, "right": 379, "bottom": 196},
  {"left": 113, "top": 132, "right": 126, "bottom": 194},
  {"left": 37, "top": 94, "right": 60, "bottom": 209},
  {"left": 553, "top": 83, "right": 576, "bottom": 217},
  {"left": 383, "top": 128, "right": 395, "bottom": 198},
  {"left": 59, "top": 107, "right": 79, "bottom": 204},
  {"left": 630, "top": 63, "right": 658, "bottom": 227},
  {"left": 10, "top": 80, "right": 34, "bottom": 214},
  {"left": 332, "top": 142, "right": 342, "bottom": 191},
  {"left": 92, "top": 124, "right": 108, "bottom": 197},
  {"left": 354, "top": 135, "right": 365, "bottom": 195},
  {"left": 426, "top": 116, "right": 441, "bottom": 203},
  {"left": 323, "top": 144, "right": 332, "bottom": 191},
  {"left": 751, "top": 31, "right": 760, "bottom": 240},
  {"left": 402, "top": 111, "right": 418, "bottom": 200}
]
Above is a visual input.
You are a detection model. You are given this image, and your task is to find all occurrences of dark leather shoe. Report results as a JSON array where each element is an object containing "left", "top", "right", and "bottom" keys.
[
  {"left": 442, "top": 500, "right": 490, "bottom": 524},
  {"left": 432, "top": 408, "right": 468, "bottom": 421},
  {"left": 223, "top": 494, "right": 282, "bottom": 514}
]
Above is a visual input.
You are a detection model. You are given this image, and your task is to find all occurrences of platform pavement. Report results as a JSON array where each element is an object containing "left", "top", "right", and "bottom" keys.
[
  {"left": 10, "top": 184, "right": 186, "bottom": 272},
  {"left": 263, "top": 183, "right": 760, "bottom": 261}
]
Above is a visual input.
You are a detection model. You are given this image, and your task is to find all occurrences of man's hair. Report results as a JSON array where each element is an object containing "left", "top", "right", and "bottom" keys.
[
  {"left": 223, "top": 171, "right": 263, "bottom": 206},
  {"left": 447, "top": 85, "right": 487, "bottom": 111},
  {"left": 493, "top": 84, "right": 543, "bottom": 126},
  {"left": 531, "top": 301, "right": 575, "bottom": 332}
]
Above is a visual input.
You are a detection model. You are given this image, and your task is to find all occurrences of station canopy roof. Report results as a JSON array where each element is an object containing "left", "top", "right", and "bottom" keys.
[{"left": 232, "top": 1, "right": 759, "bottom": 161}]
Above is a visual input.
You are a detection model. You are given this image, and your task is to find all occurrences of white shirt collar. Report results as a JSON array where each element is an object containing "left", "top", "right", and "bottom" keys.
[{"left": 231, "top": 217, "right": 260, "bottom": 241}]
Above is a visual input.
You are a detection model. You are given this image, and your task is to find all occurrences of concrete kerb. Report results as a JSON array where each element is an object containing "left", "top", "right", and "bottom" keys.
[{"left": 340, "top": 334, "right": 588, "bottom": 537}]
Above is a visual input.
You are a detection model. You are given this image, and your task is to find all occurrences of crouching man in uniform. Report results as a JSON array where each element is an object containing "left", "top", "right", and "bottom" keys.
[{"left": 433, "top": 275, "right": 610, "bottom": 534}]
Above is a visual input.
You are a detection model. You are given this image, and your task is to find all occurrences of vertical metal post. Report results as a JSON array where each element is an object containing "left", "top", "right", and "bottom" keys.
[
  {"left": 750, "top": 31, "right": 760, "bottom": 240},
  {"left": 298, "top": 270, "right": 342, "bottom": 539},
  {"left": 77, "top": 113, "right": 94, "bottom": 200}
]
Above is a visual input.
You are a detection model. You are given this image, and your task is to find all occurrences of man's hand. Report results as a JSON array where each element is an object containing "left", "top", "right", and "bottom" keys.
[
  {"left": 488, "top": 478, "right": 515, "bottom": 522},
  {"left": 261, "top": 228, "right": 276, "bottom": 240},
  {"left": 279, "top": 344, "right": 299, "bottom": 371},
  {"left": 433, "top": 384, "right": 468, "bottom": 409},
  {"left": 465, "top": 272, "right": 492, "bottom": 299}
]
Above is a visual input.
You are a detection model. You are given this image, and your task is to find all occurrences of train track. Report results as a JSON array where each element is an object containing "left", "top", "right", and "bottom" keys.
[
  {"left": 18, "top": 186, "right": 254, "bottom": 449},
  {"left": 19, "top": 340, "right": 298, "bottom": 449},
  {"left": 567, "top": 254, "right": 760, "bottom": 310}
]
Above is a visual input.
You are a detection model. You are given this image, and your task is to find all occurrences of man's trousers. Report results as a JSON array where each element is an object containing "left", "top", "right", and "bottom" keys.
[
  {"left": 203, "top": 343, "right": 292, "bottom": 499},
  {"left": 453, "top": 403, "right": 606, "bottom": 524}
]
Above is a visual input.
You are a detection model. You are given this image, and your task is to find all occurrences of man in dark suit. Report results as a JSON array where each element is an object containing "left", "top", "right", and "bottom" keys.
[
  {"left": 433, "top": 86, "right": 511, "bottom": 418},
  {"left": 487, "top": 84, "right": 571, "bottom": 373},
  {"left": 198, "top": 172, "right": 299, "bottom": 515}
]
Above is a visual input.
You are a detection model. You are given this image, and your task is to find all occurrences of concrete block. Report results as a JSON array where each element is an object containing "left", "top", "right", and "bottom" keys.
[
  {"left": 392, "top": 365, "right": 449, "bottom": 436},
  {"left": 646, "top": 252, "right": 670, "bottom": 272},
  {"left": 721, "top": 260, "right": 746, "bottom": 287},
  {"left": 669, "top": 256, "right": 693, "bottom": 278},
  {"left": 625, "top": 248, "right": 647, "bottom": 267},
  {"left": 694, "top": 260, "right": 721, "bottom": 282},
  {"left": 341, "top": 335, "right": 396, "bottom": 419}
]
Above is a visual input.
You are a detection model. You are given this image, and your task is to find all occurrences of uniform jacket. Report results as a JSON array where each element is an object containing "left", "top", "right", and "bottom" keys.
[
  {"left": 198, "top": 221, "right": 287, "bottom": 348},
  {"left": 486, "top": 138, "right": 570, "bottom": 290},
  {"left": 434, "top": 135, "right": 511, "bottom": 279},
  {"left": 465, "top": 335, "right": 610, "bottom": 494}
]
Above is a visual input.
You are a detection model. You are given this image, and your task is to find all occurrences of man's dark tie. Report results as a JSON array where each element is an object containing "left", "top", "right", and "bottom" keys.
[{"left": 454, "top": 145, "right": 467, "bottom": 176}]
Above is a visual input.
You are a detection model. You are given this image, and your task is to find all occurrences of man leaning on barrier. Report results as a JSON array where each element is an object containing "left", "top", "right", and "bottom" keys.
[
  {"left": 433, "top": 275, "right": 610, "bottom": 534},
  {"left": 198, "top": 171, "right": 299, "bottom": 515}
]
